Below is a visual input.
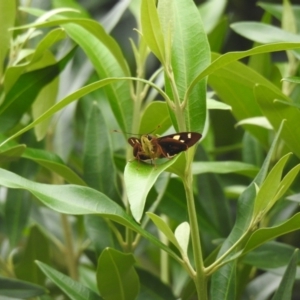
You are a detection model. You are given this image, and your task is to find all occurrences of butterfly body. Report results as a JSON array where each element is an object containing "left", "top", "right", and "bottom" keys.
[{"left": 128, "top": 132, "right": 202, "bottom": 163}]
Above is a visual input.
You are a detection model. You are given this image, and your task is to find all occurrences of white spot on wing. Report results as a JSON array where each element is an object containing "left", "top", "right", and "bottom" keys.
[
  {"left": 180, "top": 140, "right": 184, "bottom": 143},
  {"left": 173, "top": 135, "right": 180, "bottom": 140},
  {"left": 188, "top": 133, "right": 191, "bottom": 138}
]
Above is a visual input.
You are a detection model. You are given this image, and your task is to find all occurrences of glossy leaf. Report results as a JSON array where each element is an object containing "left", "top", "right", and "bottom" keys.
[
  {"left": 0, "top": 167, "right": 180, "bottom": 261},
  {"left": 96, "top": 248, "right": 139, "bottom": 300},
  {"left": 124, "top": 156, "right": 180, "bottom": 222},
  {"left": 167, "top": 0, "right": 210, "bottom": 133}
]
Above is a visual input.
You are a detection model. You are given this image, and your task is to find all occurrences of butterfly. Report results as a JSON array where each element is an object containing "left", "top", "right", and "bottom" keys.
[{"left": 128, "top": 132, "right": 202, "bottom": 163}]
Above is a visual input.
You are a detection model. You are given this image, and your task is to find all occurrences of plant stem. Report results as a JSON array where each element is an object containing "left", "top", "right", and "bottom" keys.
[
  {"left": 61, "top": 214, "right": 78, "bottom": 280},
  {"left": 183, "top": 169, "right": 208, "bottom": 300}
]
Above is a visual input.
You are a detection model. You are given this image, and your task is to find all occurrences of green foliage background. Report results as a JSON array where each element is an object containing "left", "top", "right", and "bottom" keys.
[{"left": 1, "top": 0, "right": 300, "bottom": 299}]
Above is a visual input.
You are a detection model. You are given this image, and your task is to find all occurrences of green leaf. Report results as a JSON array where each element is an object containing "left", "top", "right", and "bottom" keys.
[
  {"left": 189, "top": 42, "right": 300, "bottom": 104},
  {"left": 83, "top": 102, "right": 119, "bottom": 200},
  {"left": 253, "top": 153, "right": 291, "bottom": 217},
  {"left": 5, "top": 188, "right": 31, "bottom": 249},
  {"left": 207, "top": 98, "right": 231, "bottom": 110},
  {"left": 235, "top": 116, "right": 273, "bottom": 130},
  {"left": 199, "top": 0, "right": 227, "bottom": 34},
  {"left": 0, "top": 77, "right": 128, "bottom": 148},
  {"left": 174, "top": 222, "right": 190, "bottom": 257},
  {"left": 281, "top": 76, "right": 300, "bottom": 84},
  {"left": 22, "top": 147, "right": 87, "bottom": 186},
  {"left": 96, "top": 248, "right": 139, "bottom": 300},
  {"left": 242, "top": 241, "right": 297, "bottom": 269},
  {"left": 231, "top": 22, "right": 300, "bottom": 44},
  {"left": 4, "top": 28, "right": 66, "bottom": 93},
  {"left": 167, "top": 0, "right": 210, "bottom": 132},
  {"left": 0, "top": 1, "right": 16, "bottom": 77},
  {"left": 136, "top": 268, "right": 176, "bottom": 300},
  {"left": 141, "top": 0, "right": 165, "bottom": 63},
  {"left": 242, "top": 213, "right": 300, "bottom": 257},
  {"left": 0, "top": 46, "right": 76, "bottom": 133},
  {"left": 208, "top": 53, "right": 282, "bottom": 145},
  {"left": 15, "top": 225, "right": 50, "bottom": 285},
  {"left": 0, "top": 277, "right": 46, "bottom": 298},
  {"left": 0, "top": 144, "right": 26, "bottom": 163},
  {"left": 139, "top": 101, "right": 172, "bottom": 135},
  {"left": 272, "top": 249, "right": 298, "bottom": 300},
  {"left": 147, "top": 213, "right": 182, "bottom": 253},
  {"left": 14, "top": 11, "right": 133, "bottom": 132},
  {"left": 210, "top": 121, "right": 285, "bottom": 299},
  {"left": 37, "top": 261, "right": 102, "bottom": 300},
  {"left": 192, "top": 161, "right": 259, "bottom": 177},
  {"left": 0, "top": 168, "right": 180, "bottom": 261},
  {"left": 124, "top": 156, "right": 180, "bottom": 222},
  {"left": 84, "top": 215, "right": 117, "bottom": 257},
  {"left": 255, "top": 84, "right": 300, "bottom": 158}
]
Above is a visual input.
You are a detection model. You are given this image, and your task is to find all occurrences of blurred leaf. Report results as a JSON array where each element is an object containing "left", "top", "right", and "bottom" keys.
[
  {"left": 5, "top": 189, "right": 31, "bottom": 249},
  {"left": 192, "top": 161, "right": 259, "bottom": 177},
  {"left": 15, "top": 225, "right": 50, "bottom": 285},
  {"left": 96, "top": 248, "right": 139, "bottom": 300},
  {"left": 0, "top": 46, "right": 76, "bottom": 133},
  {"left": 0, "top": 145, "right": 26, "bottom": 163},
  {"left": 199, "top": 0, "right": 226, "bottom": 34},
  {"left": 207, "top": 98, "right": 231, "bottom": 110},
  {"left": 0, "top": 277, "right": 46, "bottom": 298},
  {"left": 37, "top": 261, "right": 102, "bottom": 300},
  {"left": 231, "top": 22, "right": 300, "bottom": 44},
  {"left": 282, "top": 76, "right": 300, "bottom": 84},
  {"left": 272, "top": 249, "right": 298, "bottom": 300},
  {"left": 83, "top": 102, "right": 119, "bottom": 200},
  {"left": 136, "top": 268, "right": 176, "bottom": 300},
  {"left": 243, "top": 241, "right": 298, "bottom": 269},
  {"left": 84, "top": 216, "right": 118, "bottom": 257},
  {"left": 255, "top": 84, "right": 300, "bottom": 158},
  {"left": 0, "top": 1, "right": 16, "bottom": 77},
  {"left": 236, "top": 117, "right": 273, "bottom": 130}
]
